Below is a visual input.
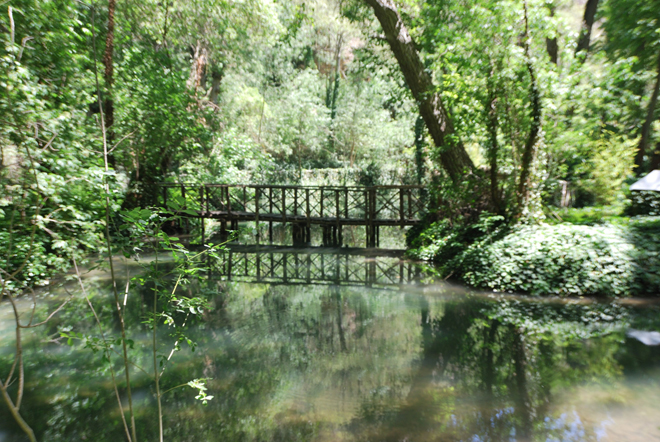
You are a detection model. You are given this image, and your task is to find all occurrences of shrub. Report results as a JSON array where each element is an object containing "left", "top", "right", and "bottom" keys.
[
  {"left": 409, "top": 218, "right": 660, "bottom": 297},
  {"left": 627, "top": 216, "right": 660, "bottom": 295},
  {"left": 626, "top": 191, "right": 660, "bottom": 216},
  {"left": 460, "top": 224, "right": 636, "bottom": 297}
]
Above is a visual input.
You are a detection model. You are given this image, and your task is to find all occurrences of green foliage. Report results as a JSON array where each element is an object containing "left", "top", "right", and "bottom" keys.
[
  {"left": 0, "top": 0, "right": 107, "bottom": 291},
  {"left": 545, "top": 204, "right": 629, "bottom": 225},
  {"left": 574, "top": 134, "right": 637, "bottom": 205},
  {"left": 407, "top": 213, "right": 508, "bottom": 262},
  {"left": 601, "top": 0, "right": 660, "bottom": 69},
  {"left": 411, "top": 218, "right": 660, "bottom": 297},
  {"left": 627, "top": 216, "right": 660, "bottom": 294},
  {"left": 180, "top": 128, "right": 272, "bottom": 184},
  {"left": 460, "top": 224, "right": 636, "bottom": 297},
  {"left": 627, "top": 191, "right": 660, "bottom": 216}
]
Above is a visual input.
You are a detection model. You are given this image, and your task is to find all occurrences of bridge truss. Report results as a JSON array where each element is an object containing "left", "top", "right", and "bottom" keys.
[{"left": 159, "top": 184, "right": 426, "bottom": 247}]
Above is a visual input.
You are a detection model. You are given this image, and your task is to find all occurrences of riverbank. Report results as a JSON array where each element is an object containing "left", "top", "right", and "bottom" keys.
[{"left": 407, "top": 215, "right": 660, "bottom": 297}]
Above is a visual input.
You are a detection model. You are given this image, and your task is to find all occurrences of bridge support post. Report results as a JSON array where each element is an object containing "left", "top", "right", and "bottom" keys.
[
  {"left": 292, "top": 222, "right": 307, "bottom": 247},
  {"left": 201, "top": 217, "right": 205, "bottom": 246},
  {"left": 376, "top": 225, "right": 380, "bottom": 247},
  {"left": 366, "top": 225, "right": 374, "bottom": 248},
  {"left": 365, "top": 225, "right": 380, "bottom": 248},
  {"left": 255, "top": 187, "right": 260, "bottom": 244},
  {"left": 322, "top": 225, "right": 329, "bottom": 246},
  {"left": 322, "top": 225, "right": 339, "bottom": 247}
]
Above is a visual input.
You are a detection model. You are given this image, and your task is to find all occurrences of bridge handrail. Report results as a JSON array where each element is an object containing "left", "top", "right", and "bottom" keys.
[
  {"left": 156, "top": 183, "right": 424, "bottom": 190},
  {"left": 156, "top": 183, "right": 426, "bottom": 228}
]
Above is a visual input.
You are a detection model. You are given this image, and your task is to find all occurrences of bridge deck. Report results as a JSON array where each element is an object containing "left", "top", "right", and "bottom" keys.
[{"left": 189, "top": 210, "right": 421, "bottom": 226}]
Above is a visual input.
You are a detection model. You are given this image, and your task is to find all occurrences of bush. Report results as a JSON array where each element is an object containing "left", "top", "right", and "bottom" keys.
[
  {"left": 627, "top": 217, "right": 660, "bottom": 295},
  {"left": 460, "top": 224, "right": 635, "bottom": 297},
  {"left": 409, "top": 218, "right": 660, "bottom": 297},
  {"left": 626, "top": 191, "right": 660, "bottom": 216}
]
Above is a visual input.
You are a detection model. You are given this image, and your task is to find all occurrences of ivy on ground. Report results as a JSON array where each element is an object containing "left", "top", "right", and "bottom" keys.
[{"left": 409, "top": 215, "right": 660, "bottom": 297}]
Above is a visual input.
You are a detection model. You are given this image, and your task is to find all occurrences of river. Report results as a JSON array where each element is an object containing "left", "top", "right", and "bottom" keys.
[{"left": 1, "top": 234, "right": 660, "bottom": 441}]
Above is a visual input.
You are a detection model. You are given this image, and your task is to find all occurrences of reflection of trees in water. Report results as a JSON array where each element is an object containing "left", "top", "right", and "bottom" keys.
[
  {"left": 145, "top": 282, "right": 421, "bottom": 441},
  {"left": 3, "top": 275, "right": 660, "bottom": 441},
  {"left": 350, "top": 298, "right": 640, "bottom": 442}
]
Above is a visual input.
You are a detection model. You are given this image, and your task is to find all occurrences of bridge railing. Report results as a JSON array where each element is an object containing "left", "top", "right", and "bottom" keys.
[{"left": 158, "top": 184, "right": 425, "bottom": 224}]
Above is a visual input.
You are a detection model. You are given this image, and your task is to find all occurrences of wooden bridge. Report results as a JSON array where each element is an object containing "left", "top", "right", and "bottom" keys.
[{"left": 159, "top": 184, "right": 426, "bottom": 247}]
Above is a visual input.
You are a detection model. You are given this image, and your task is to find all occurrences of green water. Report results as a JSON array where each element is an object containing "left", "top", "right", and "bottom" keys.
[{"left": 1, "top": 249, "right": 660, "bottom": 442}]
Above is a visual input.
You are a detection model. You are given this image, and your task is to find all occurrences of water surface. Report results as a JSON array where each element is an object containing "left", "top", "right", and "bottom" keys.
[{"left": 1, "top": 247, "right": 659, "bottom": 441}]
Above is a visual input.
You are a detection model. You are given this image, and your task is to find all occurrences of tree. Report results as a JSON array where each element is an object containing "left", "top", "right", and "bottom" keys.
[
  {"left": 575, "top": 0, "right": 599, "bottom": 58},
  {"left": 103, "top": 0, "right": 116, "bottom": 167},
  {"left": 602, "top": 0, "right": 660, "bottom": 173},
  {"left": 516, "top": 0, "right": 542, "bottom": 217},
  {"left": 363, "top": 0, "right": 474, "bottom": 182}
]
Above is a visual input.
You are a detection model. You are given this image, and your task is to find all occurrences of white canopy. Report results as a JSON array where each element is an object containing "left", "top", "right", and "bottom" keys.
[{"left": 630, "top": 170, "right": 660, "bottom": 192}]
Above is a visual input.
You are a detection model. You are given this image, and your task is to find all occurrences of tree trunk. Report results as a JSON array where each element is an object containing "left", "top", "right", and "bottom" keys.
[
  {"left": 328, "top": 34, "right": 342, "bottom": 150},
  {"left": 650, "top": 141, "right": 660, "bottom": 171},
  {"left": 516, "top": 64, "right": 541, "bottom": 212},
  {"left": 188, "top": 41, "right": 208, "bottom": 92},
  {"left": 414, "top": 114, "right": 426, "bottom": 185},
  {"left": 365, "top": 0, "right": 474, "bottom": 182},
  {"left": 486, "top": 71, "right": 502, "bottom": 214},
  {"left": 546, "top": 37, "right": 558, "bottom": 65},
  {"left": 209, "top": 63, "right": 223, "bottom": 105},
  {"left": 545, "top": 4, "right": 558, "bottom": 65},
  {"left": 635, "top": 51, "right": 660, "bottom": 172},
  {"left": 516, "top": 1, "right": 542, "bottom": 217},
  {"left": 575, "top": 0, "right": 599, "bottom": 58},
  {"left": 103, "top": 0, "right": 116, "bottom": 167}
]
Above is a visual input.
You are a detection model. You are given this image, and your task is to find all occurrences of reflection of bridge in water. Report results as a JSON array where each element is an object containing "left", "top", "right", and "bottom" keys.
[{"left": 209, "top": 245, "right": 423, "bottom": 287}]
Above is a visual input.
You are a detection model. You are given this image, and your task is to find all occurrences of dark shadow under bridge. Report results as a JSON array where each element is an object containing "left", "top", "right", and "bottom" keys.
[{"left": 159, "top": 184, "right": 426, "bottom": 247}]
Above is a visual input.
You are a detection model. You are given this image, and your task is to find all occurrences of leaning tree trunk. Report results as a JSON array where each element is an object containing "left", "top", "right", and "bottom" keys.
[
  {"left": 364, "top": 0, "right": 474, "bottom": 182},
  {"left": 575, "top": 0, "right": 599, "bottom": 59},
  {"left": 635, "top": 51, "right": 660, "bottom": 173},
  {"left": 103, "top": 0, "right": 116, "bottom": 167}
]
